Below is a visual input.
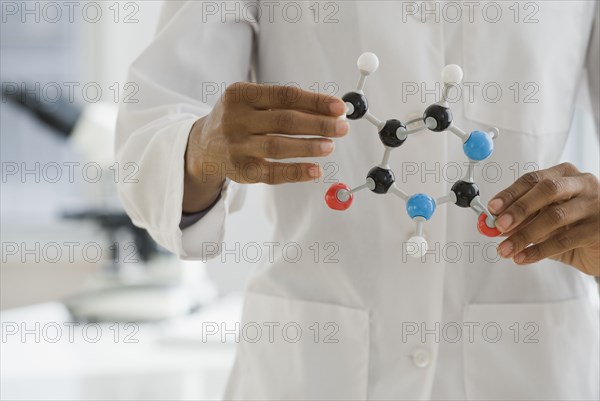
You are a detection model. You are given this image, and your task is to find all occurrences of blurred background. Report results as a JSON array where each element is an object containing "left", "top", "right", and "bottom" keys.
[
  {"left": 1, "top": 1, "right": 274, "bottom": 399},
  {"left": 1, "top": 1, "right": 598, "bottom": 400}
]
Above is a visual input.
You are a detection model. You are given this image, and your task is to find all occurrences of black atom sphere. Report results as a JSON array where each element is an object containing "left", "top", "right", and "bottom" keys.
[
  {"left": 451, "top": 180, "right": 479, "bottom": 208},
  {"left": 342, "top": 92, "right": 368, "bottom": 120},
  {"left": 379, "top": 119, "right": 407, "bottom": 148},
  {"left": 367, "top": 166, "right": 395, "bottom": 194},
  {"left": 423, "top": 104, "right": 452, "bottom": 132}
]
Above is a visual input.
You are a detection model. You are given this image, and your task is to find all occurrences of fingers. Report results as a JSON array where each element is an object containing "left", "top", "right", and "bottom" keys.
[
  {"left": 495, "top": 176, "right": 585, "bottom": 232},
  {"left": 512, "top": 220, "right": 597, "bottom": 265},
  {"left": 497, "top": 198, "right": 588, "bottom": 258},
  {"left": 499, "top": 213, "right": 537, "bottom": 238},
  {"left": 488, "top": 162, "right": 578, "bottom": 215},
  {"left": 251, "top": 110, "right": 349, "bottom": 137},
  {"left": 244, "top": 135, "right": 335, "bottom": 160},
  {"left": 257, "top": 85, "right": 345, "bottom": 116},
  {"left": 245, "top": 161, "right": 322, "bottom": 184},
  {"left": 226, "top": 83, "right": 346, "bottom": 116},
  {"left": 487, "top": 163, "right": 582, "bottom": 232}
]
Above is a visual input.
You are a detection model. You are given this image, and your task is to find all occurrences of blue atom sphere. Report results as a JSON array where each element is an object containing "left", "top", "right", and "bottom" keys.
[
  {"left": 463, "top": 131, "right": 494, "bottom": 161},
  {"left": 406, "top": 193, "right": 437, "bottom": 220}
]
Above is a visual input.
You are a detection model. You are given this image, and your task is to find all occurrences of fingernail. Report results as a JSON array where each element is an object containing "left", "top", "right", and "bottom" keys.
[
  {"left": 308, "top": 165, "right": 321, "bottom": 178},
  {"left": 320, "top": 141, "right": 334, "bottom": 154},
  {"left": 336, "top": 120, "right": 350, "bottom": 135},
  {"left": 329, "top": 101, "right": 346, "bottom": 116},
  {"left": 488, "top": 198, "right": 503, "bottom": 214},
  {"left": 514, "top": 252, "right": 526, "bottom": 264},
  {"left": 496, "top": 214, "right": 513, "bottom": 232},
  {"left": 497, "top": 241, "right": 513, "bottom": 258}
]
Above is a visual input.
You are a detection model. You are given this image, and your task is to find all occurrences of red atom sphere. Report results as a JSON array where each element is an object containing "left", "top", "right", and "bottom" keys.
[
  {"left": 477, "top": 212, "right": 501, "bottom": 237},
  {"left": 325, "top": 183, "right": 353, "bottom": 211}
]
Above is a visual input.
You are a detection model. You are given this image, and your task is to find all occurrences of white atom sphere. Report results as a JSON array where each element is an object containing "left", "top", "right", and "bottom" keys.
[
  {"left": 357, "top": 52, "right": 379, "bottom": 74},
  {"left": 405, "top": 236, "right": 428, "bottom": 258},
  {"left": 441, "top": 64, "right": 463, "bottom": 84}
]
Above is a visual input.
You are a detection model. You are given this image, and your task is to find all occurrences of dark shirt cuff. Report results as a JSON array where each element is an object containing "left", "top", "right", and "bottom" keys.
[{"left": 179, "top": 193, "right": 222, "bottom": 230}]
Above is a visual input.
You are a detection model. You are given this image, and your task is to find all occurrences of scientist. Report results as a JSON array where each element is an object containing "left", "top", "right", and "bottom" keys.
[{"left": 116, "top": 1, "right": 600, "bottom": 400}]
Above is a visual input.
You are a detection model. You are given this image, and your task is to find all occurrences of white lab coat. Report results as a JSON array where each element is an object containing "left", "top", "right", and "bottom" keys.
[{"left": 115, "top": 1, "right": 600, "bottom": 400}]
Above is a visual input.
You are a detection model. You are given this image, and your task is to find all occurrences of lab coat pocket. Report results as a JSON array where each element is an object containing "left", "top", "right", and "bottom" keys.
[
  {"left": 463, "top": 298, "right": 600, "bottom": 400},
  {"left": 461, "top": 1, "right": 595, "bottom": 136},
  {"left": 224, "top": 292, "right": 370, "bottom": 400}
]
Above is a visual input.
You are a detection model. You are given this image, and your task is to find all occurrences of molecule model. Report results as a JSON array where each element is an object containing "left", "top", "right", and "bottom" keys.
[{"left": 325, "top": 52, "right": 502, "bottom": 258}]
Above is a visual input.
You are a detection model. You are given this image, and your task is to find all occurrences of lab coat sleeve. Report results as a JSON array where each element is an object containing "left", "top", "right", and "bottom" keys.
[
  {"left": 115, "top": 1, "right": 255, "bottom": 259},
  {"left": 586, "top": 4, "right": 599, "bottom": 135}
]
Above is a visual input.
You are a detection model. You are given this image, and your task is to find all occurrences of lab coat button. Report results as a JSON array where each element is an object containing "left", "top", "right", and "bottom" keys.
[{"left": 411, "top": 347, "right": 431, "bottom": 368}]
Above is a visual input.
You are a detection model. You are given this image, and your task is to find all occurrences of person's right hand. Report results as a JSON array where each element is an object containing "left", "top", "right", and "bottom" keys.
[{"left": 183, "top": 82, "right": 349, "bottom": 213}]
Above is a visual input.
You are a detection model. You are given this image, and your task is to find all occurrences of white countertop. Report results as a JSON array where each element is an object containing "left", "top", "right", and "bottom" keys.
[{"left": 1, "top": 295, "right": 244, "bottom": 400}]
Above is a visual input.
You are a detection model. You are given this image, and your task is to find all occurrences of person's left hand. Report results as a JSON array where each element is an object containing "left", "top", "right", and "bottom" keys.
[{"left": 487, "top": 162, "right": 600, "bottom": 276}]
